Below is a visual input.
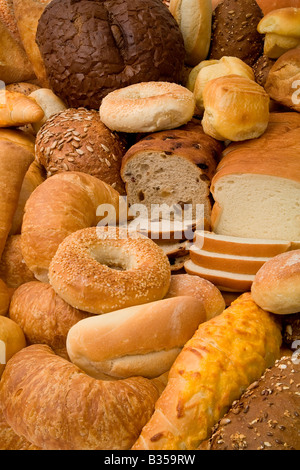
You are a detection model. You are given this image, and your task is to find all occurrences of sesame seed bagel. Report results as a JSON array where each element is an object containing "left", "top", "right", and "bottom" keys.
[
  {"left": 99, "top": 81, "right": 195, "bottom": 133},
  {"left": 48, "top": 226, "right": 171, "bottom": 315}
]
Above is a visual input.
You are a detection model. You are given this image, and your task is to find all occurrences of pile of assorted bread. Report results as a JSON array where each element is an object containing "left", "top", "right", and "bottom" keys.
[{"left": 0, "top": 0, "right": 300, "bottom": 451}]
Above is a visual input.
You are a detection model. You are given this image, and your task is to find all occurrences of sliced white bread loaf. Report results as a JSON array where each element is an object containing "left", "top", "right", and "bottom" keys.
[
  {"left": 210, "top": 113, "right": 300, "bottom": 241},
  {"left": 189, "top": 246, "right": 269, "bottom": 275},
  {"left": 184, "top": 259, "right": 255, "bottom": 292},
  {"left": 121, "top": 120, "right": 223, "bottom": 228},
  {"left": 193, "top": 231, "right": 294, "bottom": 257}
]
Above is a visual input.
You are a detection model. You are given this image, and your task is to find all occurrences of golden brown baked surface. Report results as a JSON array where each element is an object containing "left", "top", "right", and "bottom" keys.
[
  {"left": 132, "top": 293, "right": 282, "bottom": 450},
  {"left": 0, "top": 344, "right": 166, "bottom": 450},
  {"left": 9, "top": 281, "right": 91, "bottom": 359}
]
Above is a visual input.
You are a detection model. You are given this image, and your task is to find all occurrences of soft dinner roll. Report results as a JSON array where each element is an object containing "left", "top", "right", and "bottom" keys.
[
  {"left": 258, "top": 7, "right": 300, "bottom": 58},
  {"left": 0, "top": 279, "right": 9, "bottom": 316},
  {"left": 202, "top": 75, "right": 270, "bottom": 141},
  {"left": 193, "top": 56, "right": 255, "bottom": 110},
  {"left": 67, "top": 296, "right": 206, "bottom": 380},
  {"left": 164, "top": 273, "right": 225, "bottom": 320},
  {"left": 9, "top": 282, "right": 91, "bottom": 359},
  {"left": 251, "top": 250, "right": 300, "bottom": 315},
  {"left": 169, "top": 0, "right": 212, "bottom": 66},
  {"left": 48, "top": 226, "right": 171, "bottom": 315},
  {"left": 0, "top": 315, "right": 26, "bottom": 378},
  {"left": 99, "top": 81, "right": 195, "bottom": 133}
]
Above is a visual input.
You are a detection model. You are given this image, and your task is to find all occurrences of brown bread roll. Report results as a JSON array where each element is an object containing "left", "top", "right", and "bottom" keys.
[
  {"left": 36, "top": 0, "right": 185, "bottom": 109},
  {"left": 0, "top": 279, "right": 9, "bottom": 316},
  {"left": 35, "top": 108, "right": 126, "bottom": 194},
  {"left": 200, "top": 356, "right": 300, "bottom": 450},
  {"left": 251, "top": 250, "right": 300, "bottom": 315},
  {"left": 265, "top": 48, "right": 300, "bottom": 111},
  {"left": 209, "top": 0, "right": 264, "bottom": 66},
  {"left": 164, "top": 273, "right": 225, "bottom": 320},
  {"left": 9, "top": 281, "right": 91, "bottom": 359},
  {"left": 0, "top": 235, "right": 35, "bottom": 289}
]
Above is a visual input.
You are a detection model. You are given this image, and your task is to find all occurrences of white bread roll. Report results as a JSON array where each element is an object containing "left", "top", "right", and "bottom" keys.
[
  {"left": 193, "top": 56, "right": 255, "bottom": 110},
  {"left": 66, "top": 296, "right": 207, "bottom": 380},
  {"left": 251, "top": 250, "right": 300, "bottom": 314},
  {"left": 202, "top": 75, "right": 270, "bottom": 141},
  {"left": 258, "top": 7, "right": 300, "bottom": 57}
]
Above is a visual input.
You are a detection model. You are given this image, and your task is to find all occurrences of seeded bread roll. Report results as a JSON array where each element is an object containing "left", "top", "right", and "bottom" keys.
[
  {"left": 36, "top": 0, "right": 185, "bottom": 109},
  {"left": 209, "top": 0, "right": 264, "bottom": 66},
  {"left": 252, "top": 54, "right": 275, "bottom": 87},
  {"left": 200, "top": 356, "right": 300, "bottom": 450},
  {"left": 35, "top": 108, "right": 126, "bottom": 194}
]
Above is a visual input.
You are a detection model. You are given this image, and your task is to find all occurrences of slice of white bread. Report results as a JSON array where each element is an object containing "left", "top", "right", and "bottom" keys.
[
  {"left": 189, "top": 246, "right": 269, "bottom": 275},
  {"left": 211, "top": 173, "right": 300, "bottom": 241},
  {"left": 184, "top": 259, "right": 255, "bottom": 292},
  {"left": 193, "top": 231, "right": 294, "bottom": 257},
  {"left": 210, "top": 113, "right": 300, "bottom": 241}
]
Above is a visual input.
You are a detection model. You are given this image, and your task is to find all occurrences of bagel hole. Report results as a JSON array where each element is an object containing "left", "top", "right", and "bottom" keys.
[{"left": 89, "top": 246, "right": 135, "bottom": 271}]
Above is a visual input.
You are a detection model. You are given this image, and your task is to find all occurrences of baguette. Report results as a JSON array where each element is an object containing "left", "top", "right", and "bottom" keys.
[{"left": 132, "top": 293, "right": 282, "bottom": 450}]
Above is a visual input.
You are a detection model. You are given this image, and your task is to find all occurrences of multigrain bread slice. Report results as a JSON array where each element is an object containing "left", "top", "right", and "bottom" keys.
[{"left": 121, "top": 120, "right": 223, "bottom": 228}]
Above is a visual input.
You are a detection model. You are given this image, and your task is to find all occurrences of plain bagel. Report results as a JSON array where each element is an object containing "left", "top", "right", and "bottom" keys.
[
  {"left": 48, "top": 226, "right": 171, "bottom": 315},
  {"left": 99, "top": 81, "right": 195, "bottom": 133}
]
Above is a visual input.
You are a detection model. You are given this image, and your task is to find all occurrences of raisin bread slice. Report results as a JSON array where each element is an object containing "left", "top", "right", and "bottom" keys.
[{"left": 121, "top": 120, "right": 223, "bottom": 231}]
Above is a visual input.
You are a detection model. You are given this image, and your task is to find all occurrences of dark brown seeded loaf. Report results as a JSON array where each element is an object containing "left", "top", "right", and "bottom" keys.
[{"left": 199, "top": 356, "right": 300, "bottom": 450}]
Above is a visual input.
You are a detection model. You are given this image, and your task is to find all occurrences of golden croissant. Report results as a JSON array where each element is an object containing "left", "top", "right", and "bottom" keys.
[
  {"left": 0, "top": 90, "right": 44, "bottom": 127},
  {"left": 132, "top": 292, "right": 282, "bottom": 450}
]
